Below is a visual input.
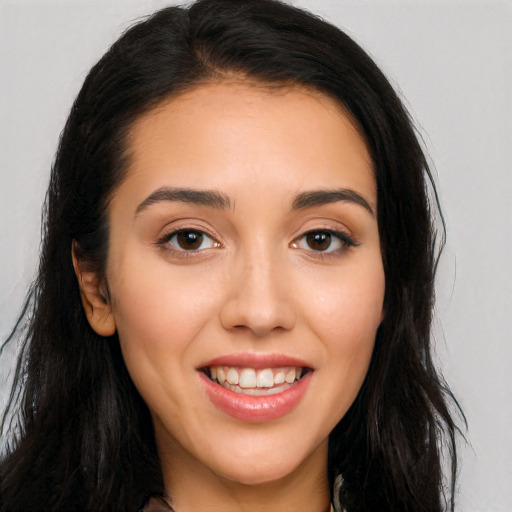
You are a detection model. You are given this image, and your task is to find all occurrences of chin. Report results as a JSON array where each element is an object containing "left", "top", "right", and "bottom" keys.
[
  {"left": 219, "top": 460, "right": 300, "bottom": 486},
  {"left": 209, "top": 441, "right": 322, "bottom": 487}
]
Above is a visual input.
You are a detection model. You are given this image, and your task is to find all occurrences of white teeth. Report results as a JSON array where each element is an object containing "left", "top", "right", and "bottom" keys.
[
  {"left": 226, "top": 368, "right": 239, "bottom": 385},
  {"left": 208, "top": 365, "right": 306, "bottom": 392},
  {"left": 256, "top": 368, "right": 274, "bottom": 388},
  {"left": 228, "top": 384, "right": 289, "bottom": 396},
  {"left": 285, "top": 368, "right": 296, "bottom": 384},
  {"left": 274, "top": 371, "right": 285, "bottom": 385},
  {"left": 239, "top": 368, "right": 257, "bottom": 388}
]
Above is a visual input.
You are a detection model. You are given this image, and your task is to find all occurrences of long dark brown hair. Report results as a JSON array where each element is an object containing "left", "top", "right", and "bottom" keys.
[{"left": 1, "top": 1, "right": 463, "bottom": 511}]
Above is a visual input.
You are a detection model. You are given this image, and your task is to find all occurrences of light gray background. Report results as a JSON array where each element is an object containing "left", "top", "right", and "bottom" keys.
[{"left": 1, "top": 1, "right": 511, "bottom": 510}]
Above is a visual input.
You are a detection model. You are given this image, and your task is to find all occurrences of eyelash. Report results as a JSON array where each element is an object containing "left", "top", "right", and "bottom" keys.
[
  {"left": 291, "top": 229, "right": 358, "bottom": 257},
  {"left": 156, "top": 228, "right": 357, "bottom": 259},
  {"left": 157, "top": 228, "right": 220, "bottom": 258}
]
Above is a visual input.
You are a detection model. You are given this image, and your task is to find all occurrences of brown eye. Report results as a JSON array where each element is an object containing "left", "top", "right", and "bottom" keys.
[
  {"left": 165, "top": 229, "right": 218, "bottom": 251},
  {"left": 176, "top": 230, "right": 203, "bottom": 250},
  {"left": 291, "top": 229, "right": 355, "bottom": 255},
  {"left": 305, "top": 231, "right": 332, "bottom": 251}
]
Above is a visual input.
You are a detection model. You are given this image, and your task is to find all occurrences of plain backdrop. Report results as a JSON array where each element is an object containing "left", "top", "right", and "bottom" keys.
[{"left": 1, "top": 1, "right": 511, "bottom": 511}]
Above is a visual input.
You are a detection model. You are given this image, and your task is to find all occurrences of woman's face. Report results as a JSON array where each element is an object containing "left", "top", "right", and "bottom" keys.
[{"left": 101, "top": 83, "right": 384, "bottom": 485}]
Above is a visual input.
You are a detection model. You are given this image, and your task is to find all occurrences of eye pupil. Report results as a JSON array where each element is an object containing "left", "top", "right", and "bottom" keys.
[
  {"left": 306, "top": 231, "right": 331, "bottom": 251},
  {"left": 177, "top": 230, "right": 203, "bottom": 250}
]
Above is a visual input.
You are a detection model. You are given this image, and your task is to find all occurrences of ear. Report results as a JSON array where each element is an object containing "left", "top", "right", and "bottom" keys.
[{"left": 72, "top": 244, "right": 116, "bottom": 337}]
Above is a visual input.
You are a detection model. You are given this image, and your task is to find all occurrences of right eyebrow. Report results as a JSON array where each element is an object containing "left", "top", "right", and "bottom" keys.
[{"left": 135, "top": 187, "right": 232, "bottom": 216}]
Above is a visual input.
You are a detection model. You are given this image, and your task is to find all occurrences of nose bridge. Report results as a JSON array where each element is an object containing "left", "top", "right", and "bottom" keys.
[
  {"left": 244, "top": 246, "right": 279, "bottom": 302},
  {"left": 220, "top": 237, "right": 296, "bottom": 336}
]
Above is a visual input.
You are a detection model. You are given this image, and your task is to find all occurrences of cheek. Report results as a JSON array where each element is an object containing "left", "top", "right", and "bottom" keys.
[
  {"left": 300, "top": 259, "right": 384, "bottom": 412},
  {"left": 108, "top": 256, "right": 221, "bottom": 380},
  {"left": 306, "top": 261, "right": 385, "bottom": 344}
]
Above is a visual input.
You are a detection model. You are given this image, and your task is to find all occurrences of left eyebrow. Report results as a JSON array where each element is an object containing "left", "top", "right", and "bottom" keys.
[
  {"left": 135, "top": 187, "right": 232, "bottom": 216},
  {"left": 291, "top": 188, "right": 375, "bottom": 217}
]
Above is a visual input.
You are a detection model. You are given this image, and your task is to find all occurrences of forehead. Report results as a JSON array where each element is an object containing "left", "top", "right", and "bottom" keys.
[{"left": 119, "top": 81, "right": 375, "bottom": 207}]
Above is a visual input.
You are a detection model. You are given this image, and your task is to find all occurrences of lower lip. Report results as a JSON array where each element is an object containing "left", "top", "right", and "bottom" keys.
[{"left": 199, "top": 371, "right": 312, "bottom": 422}]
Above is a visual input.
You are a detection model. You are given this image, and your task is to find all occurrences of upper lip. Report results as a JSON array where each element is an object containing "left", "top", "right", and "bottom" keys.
[{"left": 198, "top": 352, "right": 313, "bottom": 370}]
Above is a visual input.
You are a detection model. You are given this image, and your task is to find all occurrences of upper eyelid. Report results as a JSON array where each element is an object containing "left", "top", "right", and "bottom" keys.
[
  {"left": 293, "top": 223, "right": 356, "bottom": 242},
  {"left": 157, "top": 224, "right": 222, "bottom": 244},
  {"left": 294, "top": 229, "right": 357, "bottom": 246},
  {"left": 161, "top": 228, "right": 218, "bottom": 244},
  {"left": 292, "top": 215, "right": 353, "bottom": 232}
]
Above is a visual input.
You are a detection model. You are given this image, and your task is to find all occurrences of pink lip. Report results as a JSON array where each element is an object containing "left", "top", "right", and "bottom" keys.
[
  {"left": 199, "top": 370, "right": 312, "bottom": 423},
  {"left": 199, "top": 352, "right": 312, "bottom": 370}
]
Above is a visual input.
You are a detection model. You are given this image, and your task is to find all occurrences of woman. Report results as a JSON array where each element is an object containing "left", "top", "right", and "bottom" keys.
[{"left": 0, "top": 0, "right": 462, "bottom": 511}]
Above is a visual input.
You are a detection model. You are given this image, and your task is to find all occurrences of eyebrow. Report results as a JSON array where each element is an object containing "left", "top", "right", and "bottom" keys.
[
  {"left": 135, "top": 187, "right": 231, "bottom": 215},
  {"left": 292, "top": 189, "right": 375, "bottom": 216},
  {"left": 135, "top": 186, "right": 374, "bottom": 217}
]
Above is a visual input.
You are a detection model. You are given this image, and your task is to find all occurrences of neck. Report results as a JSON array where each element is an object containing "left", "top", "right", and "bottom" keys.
[{"left": 158, "top": 437, "right": 331, "bottom": 512}]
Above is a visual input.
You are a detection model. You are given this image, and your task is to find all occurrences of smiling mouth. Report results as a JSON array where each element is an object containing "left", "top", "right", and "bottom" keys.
[{"left": 202, "top": 366, "right": 311, "bottom": 396}]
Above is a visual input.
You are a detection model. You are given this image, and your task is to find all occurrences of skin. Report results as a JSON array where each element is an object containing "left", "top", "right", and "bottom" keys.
[{"left": 75, "top": 82, "right": 385, "bottom": 512}]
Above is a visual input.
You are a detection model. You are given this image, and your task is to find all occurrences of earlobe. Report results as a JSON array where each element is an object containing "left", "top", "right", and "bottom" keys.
[{"left": 72, "top": 244, "right": 116, "bottom": 337}]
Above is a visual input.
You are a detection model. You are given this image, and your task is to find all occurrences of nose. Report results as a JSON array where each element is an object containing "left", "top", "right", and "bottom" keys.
[{"left": 219, "top": 250, "right": 297, "bottom": 337}]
